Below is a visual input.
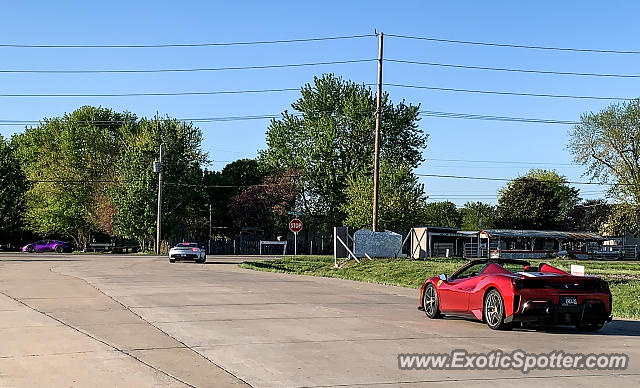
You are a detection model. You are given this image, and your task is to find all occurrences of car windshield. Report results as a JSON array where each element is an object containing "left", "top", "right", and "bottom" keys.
[{"left": 176, "top": 243, "right": 197, "bottom": 248}]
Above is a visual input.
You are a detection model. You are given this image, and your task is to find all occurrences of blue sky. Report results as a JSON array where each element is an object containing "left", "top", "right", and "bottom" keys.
[{"left": 2, "top": 1, "right": 638, "bottom": 206}]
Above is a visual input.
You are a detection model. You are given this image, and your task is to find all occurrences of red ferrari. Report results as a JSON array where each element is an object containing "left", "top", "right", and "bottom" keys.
[{"left": 418, "top": 259, "right": 612, "bottom": 331}]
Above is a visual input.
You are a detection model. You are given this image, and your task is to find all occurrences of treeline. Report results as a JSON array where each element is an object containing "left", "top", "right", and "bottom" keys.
[{"left": 2, "top": 74, "right": 640, "bottom": 248}]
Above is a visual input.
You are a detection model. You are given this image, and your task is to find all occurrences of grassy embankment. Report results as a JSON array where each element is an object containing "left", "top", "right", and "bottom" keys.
[{"left": 240, "top": 256, "right": 640, "bottom": 319}]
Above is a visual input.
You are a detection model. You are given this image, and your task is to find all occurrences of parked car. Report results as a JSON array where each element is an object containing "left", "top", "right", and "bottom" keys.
[
  {"left": 0, "top": 243, "right": 19, "bottom": 252},
  {"left": 418, "top": 259, "right": 612, "bottom": 331},
  {"left": 169, "top": 242, "right": 206, "bottom": 263},
  {"left": 22, "top": 240, "right": 73, "bottom": 253}
]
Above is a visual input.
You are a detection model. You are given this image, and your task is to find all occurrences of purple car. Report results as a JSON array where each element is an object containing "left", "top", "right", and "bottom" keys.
[{"left": 22, "top": 240, "right": 73, "bottom": 253}]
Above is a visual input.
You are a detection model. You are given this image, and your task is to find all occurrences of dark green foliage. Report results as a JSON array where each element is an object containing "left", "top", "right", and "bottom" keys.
[
  {"left": 0, "top": 135, "right": 28, "bottom": 241},
  {"left": 342, "top": 159, "right": 426, "bottom": 232},
  {"left": 420, "top": 201, "right": 462, "bottom": 228},
  {"left": 261, "top": 74, "right": 427, "bottom": 231},
  {"left": 496, "top": 170, "right": 579, "bottom": 230},
  {"left": 460, "top": 202, "right": 496, "bottom": 231}
]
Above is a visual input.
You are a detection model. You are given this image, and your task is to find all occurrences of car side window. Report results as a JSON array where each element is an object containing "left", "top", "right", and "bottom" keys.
[{"left": 451, "top": 263, "right": 487, "bottom": 280}]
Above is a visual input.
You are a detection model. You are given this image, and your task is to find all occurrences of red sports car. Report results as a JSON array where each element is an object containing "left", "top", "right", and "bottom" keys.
[{"left": 418, "top": 259, "right": 612, "bottom": 331}]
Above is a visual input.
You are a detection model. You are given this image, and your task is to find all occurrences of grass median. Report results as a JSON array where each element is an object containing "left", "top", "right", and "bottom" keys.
[{"left": 239, "top": 255, "right": 640, "bottom": 320}]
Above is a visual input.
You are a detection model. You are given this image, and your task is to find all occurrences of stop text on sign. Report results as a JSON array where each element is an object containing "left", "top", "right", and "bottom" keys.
[{"left": 289, "top": 219, "right": 303, "bottom": 233}]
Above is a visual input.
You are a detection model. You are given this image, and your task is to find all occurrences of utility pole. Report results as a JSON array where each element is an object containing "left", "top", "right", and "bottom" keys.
[
  {"left": 372, "top": 31, "right": 384, "bottom": 232},
  {"left": 156, "top": 143, "right": 164, "bottom": 255},
  {"left": 477, "top": 201, "right": 483, "bottom": 230},
  {"left": 208, "top": 203, "right": 212, "bottom": 254}
]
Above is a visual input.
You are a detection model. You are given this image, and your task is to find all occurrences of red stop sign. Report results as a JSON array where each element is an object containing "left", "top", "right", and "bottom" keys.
[{"left": 289, "top": 219, "right": 303, "bottom": 233}]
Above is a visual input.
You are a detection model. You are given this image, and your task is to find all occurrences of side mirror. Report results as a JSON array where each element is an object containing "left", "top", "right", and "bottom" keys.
[{"left": 439, "top": 274, "right": 447, "bottom": 281}]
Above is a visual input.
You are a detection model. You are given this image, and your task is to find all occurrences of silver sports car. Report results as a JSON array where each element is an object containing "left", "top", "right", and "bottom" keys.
[{"left": 169, "top": 242, "right": 206, "bottom": 263}]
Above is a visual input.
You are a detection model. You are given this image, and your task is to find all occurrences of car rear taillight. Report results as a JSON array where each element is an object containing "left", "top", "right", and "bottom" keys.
[
  {"left": 599, "top": 280, "right": 610, "bottom": 292},
  {"left": 192, "top": 248, "right": 199, "bottom": 252},
  {"left": 512, "top": 278, "right": 525, "bottom": 290}
]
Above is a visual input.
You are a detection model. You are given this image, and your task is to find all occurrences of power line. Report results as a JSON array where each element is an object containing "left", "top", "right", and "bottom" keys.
[
  {"left": 0, "top": 83, "right": 626, "bottom": 101},
  {"left": 0, "top": 87, "right": 304, "bottom": 98},
  {"left": 0, "top": 59, "right": 375, "bottom": 74},
  {"left": 386, "top": 33, "right": 640, "bottom": 55},
  {"left": 0, "top": 109, "right": 579, "bottom": 127},
  {"left": 0, "top": 34, "right": 376, "bottom": 48},
  {"left": 418, "top": 110, "right": 579, "bottom": 125},
  {"left": 387, "top": 58, "right": 640, "bottom": 79},
  {"left": 426, "top": 157, "right": 577, "bottom": 166},
  {"left": 387, "top": 83, "right": 634, "bottom": 101},
  {"left": 416, "top": 173, "right": 620, "bottom": 186}
]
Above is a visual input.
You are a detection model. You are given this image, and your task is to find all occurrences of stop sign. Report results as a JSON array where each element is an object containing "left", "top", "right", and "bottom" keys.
[{"left": 289, "top": 218, "right": 303, "bottom": 233}]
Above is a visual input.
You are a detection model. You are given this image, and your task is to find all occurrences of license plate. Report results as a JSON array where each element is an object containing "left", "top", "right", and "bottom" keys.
[{"left": 560, "top": 296, "right": 578, "bottom": 306}]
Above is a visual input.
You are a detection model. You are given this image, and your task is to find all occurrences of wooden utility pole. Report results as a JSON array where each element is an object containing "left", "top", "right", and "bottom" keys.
[
  {"left": 372, "top": 31, "right": 384, "bottom": 232},
  {"left": 156, "top": 143, "right": 164, "bottom": 255}
]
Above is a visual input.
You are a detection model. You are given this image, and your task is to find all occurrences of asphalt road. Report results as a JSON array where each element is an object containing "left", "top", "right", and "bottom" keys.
[{"left": 0, "top": 253, "right": 639, "bottom": 387}]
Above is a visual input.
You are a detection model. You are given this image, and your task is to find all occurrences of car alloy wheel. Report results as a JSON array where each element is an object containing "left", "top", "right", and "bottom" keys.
[
  {"left": 484, "top": 289, "right": 507, "bottom": 330},
  {"left": 423, "top": 284, "right": 442, "bottom": 319},
  {"left": 27, "top": 246, "right": 34, "bottom": 253},
  {"left": 55, "top": 245, "right": 63, "bottom": 253}
]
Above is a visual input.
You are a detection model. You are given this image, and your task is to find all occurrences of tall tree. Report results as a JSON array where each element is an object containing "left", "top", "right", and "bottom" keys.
[
  {"left": 13, "top": 106, "right": 135, "bottom": 246},
  {"left": 228, "top": 171, "right": 299, "bottom": 238},
  {"left": 420, "top": 201, "right": 461, "bottom": 228},
  {"left": 569, "top": 99, "right": 640, "bottom": 205},
  {"left": 0, "top": 135, "right": 28, "bottom": 242},
  {"left": 563, "top": 199, "right": 611, "bottom": 233},
  {"left": 459, "top": 202, "right": 496, "bottom": 230},
  {"left": 203, "top": 159, "right": 269, "bottom": 235},
  {"left": 261, "top": 74, "right": 427, "bottom": 231},
  {"left": 496, "top": 170, "right": 579, "bottom": 230},
  {"left": 110, "top": 117, "right": 208, "bottom": 248},
  {"left": 342, "top": 159, "right": 426, "bottom": 232}
]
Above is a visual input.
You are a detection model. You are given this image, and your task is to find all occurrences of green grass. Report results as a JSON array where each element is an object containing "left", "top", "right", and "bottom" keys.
[{"left": 239, "top": 255, "right": 640, "bottom": 319}]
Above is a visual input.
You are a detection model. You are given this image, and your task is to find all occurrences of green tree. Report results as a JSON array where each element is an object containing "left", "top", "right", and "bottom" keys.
[
  {"left": 228, "top": 171, "right": 299, "bottom": 237},
  {"left": 261, "top": 74, "right": 427, "bottom": 231},
  {"left": 0, "top": 135, "right": 28, "bottom": 242},
  {"left": 496, "top": 170, "right": 579, "bottom": 230},
  {"left": 569, "top": 99, "right": 640, "bottom": 205},
  {"left": 110, "top": 117, "right": 208, "bottom": 248},
  {"left": 13, "top": 106, "right": 135, "bottom": 246},
  {"left": 203, "top": 159, "right": 269, "bottom": 235},
  {"left": 603, "top": 203, "right": 640, "bottom": 236},
  {"left": 420, "top": 201, "right": 461, "bottom": 228},
  {"left": 459, "top": 202, "right": 496, "bottom": 230},
  {"left": 342, "top": 160, "right": 426, "bottom": 232},
  {"left": 564, "top": 199, "right": 611, "bottom": 233}
]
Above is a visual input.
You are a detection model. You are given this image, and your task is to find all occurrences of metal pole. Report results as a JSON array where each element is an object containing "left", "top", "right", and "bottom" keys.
[
  {"left": 294, "top": 232, "right": 298, "bottom": 256},
  {"left": 156, "top": 143, "right": 164, "bottom": 255},
  {"left": 372, "top": 31, "right": 384, "bottom": 232},
  {"left": 208, "top": 204, "right": 212, "bottom": 254}
]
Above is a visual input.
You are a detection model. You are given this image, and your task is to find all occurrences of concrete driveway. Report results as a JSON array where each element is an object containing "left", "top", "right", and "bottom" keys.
[{"left": 1, "top": 253, "right": 638, "bottom": 387}]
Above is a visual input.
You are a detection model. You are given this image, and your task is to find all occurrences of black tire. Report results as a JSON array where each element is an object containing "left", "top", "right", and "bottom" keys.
[
  {"left": 576, "top": 323, "right": 604, "bottom": 332},
  {"left": 169, "top": 258, "right": 175, "bottom": 263},
  {"left": 27, "top": 246, "right": 34, "bottom": 253},
  {"left": 55, "top": 245, "right": 63, "bottom": 254},
  {"left": 423, "top": 284, "right": 442, "bottom": 319},
  {"left": 484, "top": 289, "right": 508, "bottom": 330}
]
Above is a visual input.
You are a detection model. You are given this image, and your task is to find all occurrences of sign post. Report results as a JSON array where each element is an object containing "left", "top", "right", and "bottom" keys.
[{"left": 289, "top": 218, "right": 303, "bottom": 256}]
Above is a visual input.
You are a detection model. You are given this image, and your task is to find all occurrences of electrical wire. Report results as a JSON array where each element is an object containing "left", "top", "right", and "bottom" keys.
[
  {"left": 0, "top": 34, "right": 376, "bottom": 48},
  {"left": 418, "top": 110, "right": 579, "bottom": 125},
  {"left": 416, "top": 173, "right": 620, "bottom": 186},
  {"left": 0, "top": 59, "right": 375, "bottom": 74},
  {"left": 0, "top": 88, "right": 304, "bottom": 98},
  {"left": 386, "top": 83, "right": 634, "bottom": 101},
  {"left": 386, "top": 33, "right": 640, "bottom": 55},
  {"left": 387, "top": 58, "right": 640, "bottom": 79}
]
